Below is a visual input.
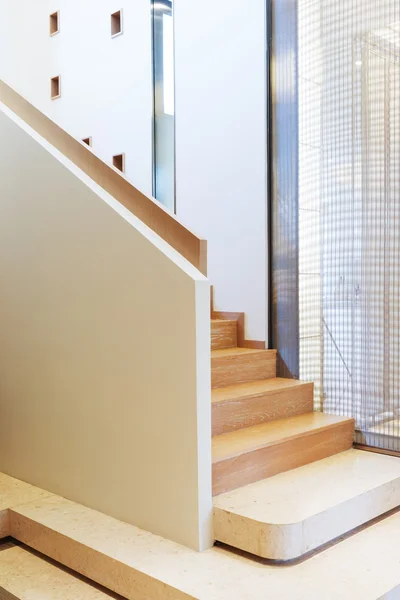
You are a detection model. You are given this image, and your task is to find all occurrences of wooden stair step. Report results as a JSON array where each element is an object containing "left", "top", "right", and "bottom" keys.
[
  {"left": 211, "top": 319, "right": 237, "bottom": 350},
  {"left": 213, "top": 449, "right": 400, "bottom": 560},
  {"left": 211, "top": 347, "right": 276, "bottom": 388},
  {"left": 212, "top": 412, "right": 355, "bottom": 495},
  {"left": 212, "top": 377, "right": 314, "bottom": 435},
  {"left": 0, "top": 542, "right": 119, "bottom": 599}
]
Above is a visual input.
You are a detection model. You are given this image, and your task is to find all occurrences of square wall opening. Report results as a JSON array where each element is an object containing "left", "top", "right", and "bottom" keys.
[{"left": 111, "top": 10, "right": 123, "bottom": 37}]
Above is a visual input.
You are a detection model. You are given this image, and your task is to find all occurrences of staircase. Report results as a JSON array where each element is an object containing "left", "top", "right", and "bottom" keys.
[
  {"left": 210, "top": 315, "right": 400, "bottom": 560},
  {"left": 1, "top": 81, "right": 400, "bottom": 597}
]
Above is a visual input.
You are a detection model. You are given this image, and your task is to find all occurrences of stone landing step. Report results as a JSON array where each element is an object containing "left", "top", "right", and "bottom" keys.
[
  {"left": 1, "top": 470, "right": 400, "bottom": 598},
  {"left": 0, "top": 472, "right": 53, "bottom": 538},
  {"left": 213, "top": 448, "right": 400, "bottom": 560},
  {"left": 7, "top": 491, "right": 400, "bottom": 600},
  {"left": 0, "top": 542, "right": 120, "bottom": 599}
]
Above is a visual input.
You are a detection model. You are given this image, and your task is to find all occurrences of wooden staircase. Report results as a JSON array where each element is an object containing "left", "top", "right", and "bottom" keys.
[
  {"left": 0, "top": 315, "right": 398, "bottom": 596},
  {"left": 2, "top": 80, "right": 400, "bottom": 593},
  {"left": 210, "top": 316, "right": 355, "bottom": 497},
  {"left": 209, "top": 315, "right": 400, "bottom": 560}
]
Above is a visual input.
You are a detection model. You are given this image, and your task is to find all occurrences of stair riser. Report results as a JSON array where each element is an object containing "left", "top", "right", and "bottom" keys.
[
  {"left": 0, "top": 511, "right": 9, "bottom": 539},
  {"left": 212, "top": 383, "right": 314, "bottom": 436},
  {"left": 212, "top": 420, "right": 354, "bottom": 495},
  {"left": 211, "top": 321, "right": 237, "bottom": 350},
  {"left": 212, "top": 352, "right": 276, "bottom": 388},
  {"left": 9, "top": 511, "right": 188, "bottom": 600}
]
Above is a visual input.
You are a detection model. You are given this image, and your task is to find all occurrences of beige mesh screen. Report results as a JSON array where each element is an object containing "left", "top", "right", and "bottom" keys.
[{"left": 298, "top": 0, "right": 400, "bottom": 451}]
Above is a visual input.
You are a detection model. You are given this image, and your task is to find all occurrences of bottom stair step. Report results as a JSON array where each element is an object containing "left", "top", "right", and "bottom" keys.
[
  {"left": 213, "top": 448, "right": 400, "bottom": 560},
  {"left": 0, "top": 542, "right": 120, "bottom": 599},
  {"left": 2, "top": 481, "right": 400, "bottom": 599},
  {"left": 212, "top": 412, "right": 355, "bottom": 495}
]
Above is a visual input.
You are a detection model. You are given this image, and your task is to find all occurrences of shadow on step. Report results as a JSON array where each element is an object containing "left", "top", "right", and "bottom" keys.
[
  {"left": 214, "top": 505, "right": 400, "bottom": 567},
  {"left": 0, "top": 539, "right": 15, "bottom": 553}
]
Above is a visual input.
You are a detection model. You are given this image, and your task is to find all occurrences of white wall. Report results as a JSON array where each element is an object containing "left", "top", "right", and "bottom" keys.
[
  {"left": 0, "top": 103, "right": 212, "bottom": 552},
  {"left": 174, "top": 0, "right": 268, "bottom": 342},
  {"left": 0, "top": 0, "right": 153, "bottom": 197},
  {"left": 0, "top": 0, "right": 50, "bottom": 110},
  {"left": 0, "top": 0, "right": 268, "bottom": 343},
  {"left": 47, "top": 0, "right": 153, "bottom": 197}
]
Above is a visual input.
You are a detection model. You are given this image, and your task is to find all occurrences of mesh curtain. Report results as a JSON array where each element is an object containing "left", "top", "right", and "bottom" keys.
[{"left": 298, "top": 0, "right": 400, "bottom": 451}]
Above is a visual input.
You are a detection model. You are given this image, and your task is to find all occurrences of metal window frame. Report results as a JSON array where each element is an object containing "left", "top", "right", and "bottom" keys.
[
  {"left": 150, "top": 0, "right": 176, "bottom": 213},
  {"left": 268, "top": 0, "right": 300, "bottom": 378}
]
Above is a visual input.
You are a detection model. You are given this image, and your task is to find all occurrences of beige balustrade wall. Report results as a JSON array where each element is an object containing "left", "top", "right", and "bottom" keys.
[{"left": 0, "top": 102, "right": 213, "bottom": 551}]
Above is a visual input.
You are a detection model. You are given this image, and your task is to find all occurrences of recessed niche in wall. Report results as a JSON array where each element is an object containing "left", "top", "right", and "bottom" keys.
[
  {"left": 113, "top": 153, "right": 125, "bottom": 173},
  {"left": 82, "top": 137, "right": 92, "bottom": 147},
  {"left": 50, "top": 76, "right": 61, "bottom": 100},
  {"left": 111, "top": 10, "right": 123, "bottom": 37},
  {"left": 49, "top": 11, "right": 60, "bottom": 36}
]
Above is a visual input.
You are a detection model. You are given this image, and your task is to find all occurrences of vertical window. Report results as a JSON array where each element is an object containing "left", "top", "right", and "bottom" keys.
[
  {"left": 151, "top": 0, "right": 175, "bottom": 213},
  {"left": 162, "top": 13, "right": 174, "bottom": 116}
]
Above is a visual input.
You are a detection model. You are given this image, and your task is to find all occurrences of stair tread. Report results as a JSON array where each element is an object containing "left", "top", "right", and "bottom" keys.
[
  {"left": 0, "top": 472, "right": 52, "bottom": 513},
  {"left": 213, "top": 449, "right": 400, "bottom": 522},
  {"left": 212, "top": 377, "right": 310, "bottom": 404},
  {"left": 0, "top": 543, "right": 118, "bottom": 599},
  {"left": 0, "top": 472, "right": 53, "bottom": 539},
  {"left": 211, "top": 347, "right": 273, "bottom": 357},
  {"left": 212, "top": 412, "right": 354, "bottom": 463},
  {"left": 213, "top": 449, "right": 400, "bottom": 560}
]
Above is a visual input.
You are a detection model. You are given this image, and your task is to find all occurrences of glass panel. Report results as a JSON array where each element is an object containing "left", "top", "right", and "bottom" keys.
[
  {"left": 151, "top": 0, "right": 175, "bottom": 212},
  {"left": 162, "top": 13, "right": 174, "bottom": 116}
]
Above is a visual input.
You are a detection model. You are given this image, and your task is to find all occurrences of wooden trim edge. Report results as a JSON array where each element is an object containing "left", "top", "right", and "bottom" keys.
[
  {"left": 0, "top": 80, "right": 207, "bottom": 275},
  {"left": 240, "top": 340, "right": 266, "bottom": 350},
  {"left": 354, "top": 443, "right": 400, "bottom": 458},
  {"left": 199, "top": 239, "right": 207, "bottom": 277}
]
